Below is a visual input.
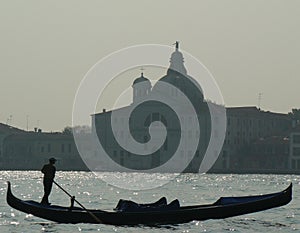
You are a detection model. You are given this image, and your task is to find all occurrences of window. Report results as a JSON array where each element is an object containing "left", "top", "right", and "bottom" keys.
[
  {"left": 47, "top": 144, "right": 51, "bottom": 152},
  {"left": 144, "top": 113, "right": 168, "bottom": 127},
  {"left": 180, "top": 116, "right": 184, "bottom": 124},
  {"left": 161, "top": 115, "right": 168, "bottom": 127},
  {"left": 293, "top": 135, "right": 300, "bottom": 144},
  {"left": 144, "top": 115, "right": 151, "bottom": 127},
  {"left": 144, "top": 136, "right": 148, "bottom": 150},
  {"left": 152, "top": 112, "right": 159, "bottom": 121},
  {"left": 68, "top": 144, "right": 71, "bottom": 153},
  {"left": 293, "top": 147, "right": 300, "bottom": 156},
  {"left": 144, "top": 136, "right": 148, "bottom": 142},
  {"left": 292, "top": 159, "right": 296, "bottom": 169},
  {"left": 180, "top": 150, "right": 184, "bottom": 158},
  {"left": 61, "top": 144, "right": 65, "bottom": 153},
  {"left": 41, "top": 146, "right": 44, "bottom": 153},
  {"left": 164, "top": 139, "right": 168, "bottom": 150},
  {"left": 222, "top": 159, "right": 227, "bottom": 169}
]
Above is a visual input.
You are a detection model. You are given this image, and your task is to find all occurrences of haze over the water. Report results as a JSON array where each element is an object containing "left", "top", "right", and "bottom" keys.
[{"left": 0, "top": 0, "right": 299, "bottom": 131}]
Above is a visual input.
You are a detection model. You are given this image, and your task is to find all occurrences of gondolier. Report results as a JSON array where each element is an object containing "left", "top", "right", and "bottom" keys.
[{"left": 41, "top": 157, "right": 56, "bottom": 205}]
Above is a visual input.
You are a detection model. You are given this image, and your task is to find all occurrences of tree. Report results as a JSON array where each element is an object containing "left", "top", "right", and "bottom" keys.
[
  {"left": 289, "top": 109, "right": 300, "bottom": 125},
  {"left": 62, "top": 126, "right": 73, "bottom": 135}
]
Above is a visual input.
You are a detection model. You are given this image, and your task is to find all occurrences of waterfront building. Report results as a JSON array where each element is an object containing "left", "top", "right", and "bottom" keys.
[
  {"left": 0, "top": 129, "right": 87, "bottom": 170},
  {"left": 211, "top": 107, "right": 291, "bottom": 172},
  {"left": 289, "top": 126, "right": 300, "bottom": 170},
  {"left": 0, "top": 106, "right": 296, "bottom": 173},
  {"left": 0, "top": 123, "right": 24, "bottom": 167}
]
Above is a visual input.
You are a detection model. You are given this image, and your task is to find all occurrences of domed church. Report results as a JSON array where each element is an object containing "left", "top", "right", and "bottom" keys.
[{"left": 92, "top": 42, "right": 211, "bottom": 173}]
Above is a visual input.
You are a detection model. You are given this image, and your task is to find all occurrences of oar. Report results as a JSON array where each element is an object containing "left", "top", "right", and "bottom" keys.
[{"left": 53, "top": 180, "right": 102, "bottom": 223}]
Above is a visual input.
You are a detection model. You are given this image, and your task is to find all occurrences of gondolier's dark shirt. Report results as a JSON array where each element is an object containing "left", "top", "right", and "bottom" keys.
[{"left": 41, "top": 164, "right": 56, "bottom": 180}]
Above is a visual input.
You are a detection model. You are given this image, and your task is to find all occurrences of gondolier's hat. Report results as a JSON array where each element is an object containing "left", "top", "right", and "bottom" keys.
[{"left": 49, "top": 157, "right": 57, "bottom": 163}]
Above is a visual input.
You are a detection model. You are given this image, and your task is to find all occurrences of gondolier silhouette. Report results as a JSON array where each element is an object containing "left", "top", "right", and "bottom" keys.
[{"left": 41, "top": 157, "right": 56, "bottom": 205}]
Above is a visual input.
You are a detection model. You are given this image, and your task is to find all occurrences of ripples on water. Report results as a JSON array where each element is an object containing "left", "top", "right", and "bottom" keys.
[{"left": 0, "top": 171, "right": 299, "bottom": 232}]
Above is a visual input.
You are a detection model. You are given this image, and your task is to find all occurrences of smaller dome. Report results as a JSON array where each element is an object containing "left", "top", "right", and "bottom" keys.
[{"left": 133, "top": 73, "right": 151, "bottom": 85}]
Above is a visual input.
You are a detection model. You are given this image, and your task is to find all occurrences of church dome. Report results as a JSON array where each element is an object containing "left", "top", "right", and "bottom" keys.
[
  {"left": 132, "top": 72, "right": 152, "bottom": 104},
  {"left": 152, "top": 42, "right": 204, "bottom": 101},
  {"left": 132, "top": 73, "right": 151, "bottom": 86},
  {"left": 154, "top": 72, "right": 204, "bottom": 102}
]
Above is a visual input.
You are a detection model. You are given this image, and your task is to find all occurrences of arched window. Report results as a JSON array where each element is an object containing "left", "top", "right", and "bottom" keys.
[{"left": 144, "top": 113, "right": 168, "bottom": 127}]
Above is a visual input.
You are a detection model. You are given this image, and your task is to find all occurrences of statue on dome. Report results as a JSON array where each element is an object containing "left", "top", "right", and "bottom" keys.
[{"left": 174, "top": 41, "right": 179, "bottom": 50}]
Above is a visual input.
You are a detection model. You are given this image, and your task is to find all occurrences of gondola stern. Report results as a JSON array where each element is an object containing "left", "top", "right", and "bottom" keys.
[
  {"left": 6, "top": 181, "right": 22, "bottom": 209},
  {"left": 285, "top": 182, "right": 293, "bottom": 204},
  {"left": 6, "top": 181, "right": 12, "bottom": 198},
  {"left": 7, "top": 181, "right": 11, "bottom": 191},
  {"left": 6, "top": 181, "right": 14, "bottom": 205}
]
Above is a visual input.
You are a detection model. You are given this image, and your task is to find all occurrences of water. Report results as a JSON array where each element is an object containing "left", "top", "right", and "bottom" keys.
[{"left": 0, "top": 171, "right": 299, "bottom": 232}]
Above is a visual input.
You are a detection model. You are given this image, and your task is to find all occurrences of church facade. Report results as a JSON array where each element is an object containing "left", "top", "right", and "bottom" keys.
[{"left": 92, "top": 43, "right": 212, "bottom": 172}]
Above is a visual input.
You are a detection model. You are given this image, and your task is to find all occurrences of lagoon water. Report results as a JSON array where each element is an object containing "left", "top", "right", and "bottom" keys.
[{"left": 0, "top": 171, "right": 299, "bottom": 233}]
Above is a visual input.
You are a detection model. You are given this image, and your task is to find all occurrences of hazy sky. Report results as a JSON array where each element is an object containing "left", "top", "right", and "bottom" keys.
[{"left": 1, "top": 0, "right": 299, "bottom": 131}]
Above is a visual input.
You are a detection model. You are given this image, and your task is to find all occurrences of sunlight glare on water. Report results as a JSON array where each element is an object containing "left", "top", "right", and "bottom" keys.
[{"left": 0, "top": 171, "right": 299, "bottom": 233}]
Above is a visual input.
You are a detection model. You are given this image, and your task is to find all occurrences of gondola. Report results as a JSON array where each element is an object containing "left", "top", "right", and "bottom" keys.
[{"left": 6, "top": 181, "right": 292, "bottom": 225}]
